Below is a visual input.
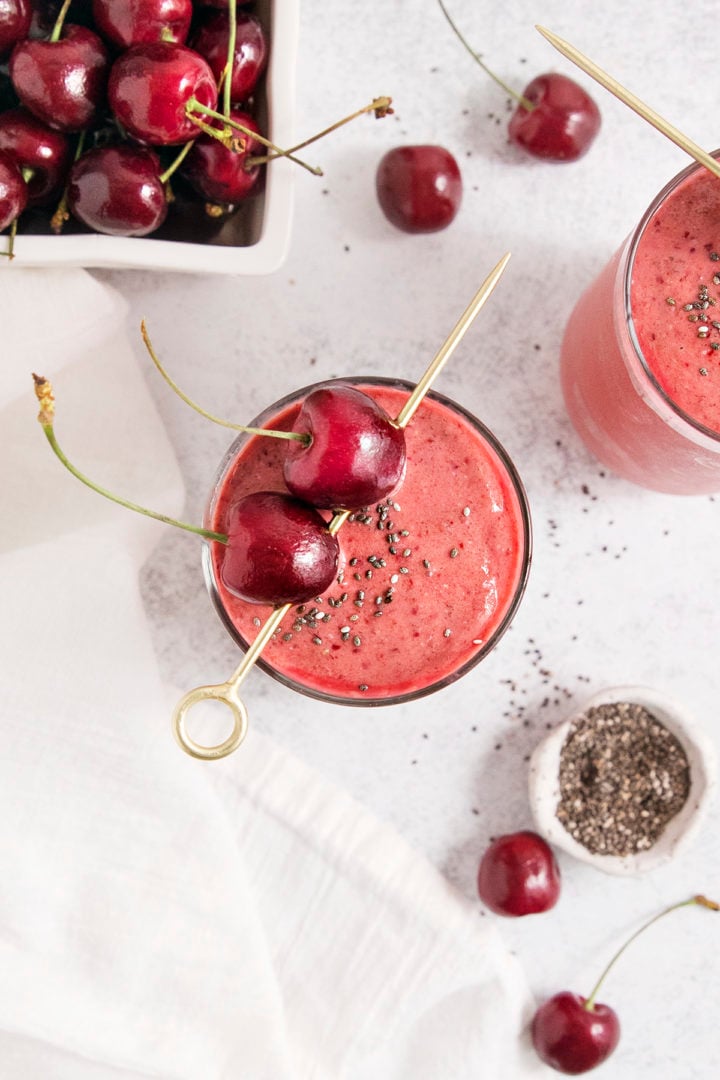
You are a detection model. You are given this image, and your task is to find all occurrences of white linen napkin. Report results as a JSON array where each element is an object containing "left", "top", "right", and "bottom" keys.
[{"left": 0, "top": 269, "right": 548, "bottom": 1079}]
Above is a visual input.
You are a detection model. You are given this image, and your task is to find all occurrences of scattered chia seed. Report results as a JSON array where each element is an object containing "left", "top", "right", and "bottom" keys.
[
  {"left": 449, "top": 547, "right": 459, "bottom": 559},
  {"left": 555, "top": 701, "right": 691, "bottom": 857}
]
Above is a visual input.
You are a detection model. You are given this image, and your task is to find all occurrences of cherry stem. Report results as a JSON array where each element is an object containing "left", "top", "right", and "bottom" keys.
[
  {"left": 159, "top": 138, "right": 196, "bottom": 185},
  {"left": 246, "top": 95, "right": 393, "bottom": 167},
  {"left": 185, "top": 98, "right": 323, "bottom": 175},
  {"left": 436, "top": 0, "right": 534, "bottom": 111},
  {"left": 584, "top": 894, "right": 719, "bottom": 1012},
  {"left": 32, "top": 374, "right": 228, "bottom": 544},
  {"left": 1, "top": 216, "right": 18, "bottom": 260},
  {"left": 51, "top": 130, "right": 86, "bottom": 234},
  {"left": 49, "top": 0, "right": 73, "bottom": 43},
  {"left": 140, "top": 321, "right": 310, "bottom": 445},
  {"left": 223, "top": 0, "right": 237, "bottom": 119}
]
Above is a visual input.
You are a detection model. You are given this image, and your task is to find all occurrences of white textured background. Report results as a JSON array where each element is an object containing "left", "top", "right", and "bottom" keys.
[{"left": 97, "top": 2, "right": 719, "bottom": 1076}]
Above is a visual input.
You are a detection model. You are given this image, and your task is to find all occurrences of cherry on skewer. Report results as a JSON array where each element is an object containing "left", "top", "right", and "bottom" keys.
[
  {"left": 437, "top": 0, "right": 600, "bottom": 162},
  {"left": 532, "top": 894, "right": 719, "bottom": 1074}
]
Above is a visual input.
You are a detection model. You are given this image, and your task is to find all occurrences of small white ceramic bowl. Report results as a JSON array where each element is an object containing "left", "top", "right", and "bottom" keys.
[
  {"left": 528, "top": 685, "right": 717, "bottom": 875},
  {"left": 1, "top": 0, "right": 297, "bottom": 274}
]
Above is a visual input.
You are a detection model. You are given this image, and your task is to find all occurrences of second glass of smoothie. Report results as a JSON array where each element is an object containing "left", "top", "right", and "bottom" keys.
[
  {"left": 561, "top": 154, "right": 720, "bottom": 494},
  {"left": 203, "top": 377, "right": 532, "bottom": 706}
]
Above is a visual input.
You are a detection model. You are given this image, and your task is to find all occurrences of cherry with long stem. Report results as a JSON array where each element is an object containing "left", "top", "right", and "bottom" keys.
[{"left": 437, "top": 0, "right": 533, "bottom": 110}]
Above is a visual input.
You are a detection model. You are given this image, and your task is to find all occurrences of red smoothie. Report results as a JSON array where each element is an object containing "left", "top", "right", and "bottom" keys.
[
  {"left": 561, "top": 155, "right": 720, "bottom": 493},
  {"left": 204, "top": 378, "right": 531, "bottom": 705}
]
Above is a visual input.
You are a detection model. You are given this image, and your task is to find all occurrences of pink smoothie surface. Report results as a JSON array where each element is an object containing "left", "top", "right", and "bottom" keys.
[
  {"left": 630, "top": 163, "right": 720, "bottom": 433},
  {"left": 208, "top": 383, "right": 530, "bottom": 703}
]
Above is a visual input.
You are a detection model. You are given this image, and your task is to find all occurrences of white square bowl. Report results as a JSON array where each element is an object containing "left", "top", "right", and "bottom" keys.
[{"left": 1, "top": 0, "right": 298, "bottom": 274}]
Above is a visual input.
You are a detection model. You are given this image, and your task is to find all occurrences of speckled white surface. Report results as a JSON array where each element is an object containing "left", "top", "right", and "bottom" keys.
[{"left": 96, "top": 2, "right": 720, "bottom": 1075}]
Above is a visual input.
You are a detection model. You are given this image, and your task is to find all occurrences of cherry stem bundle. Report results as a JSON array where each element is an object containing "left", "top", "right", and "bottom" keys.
[
  {"left": 32, "top": 374, "right": 228, "bottom": 544},
  {"left": 246, "top": 96, "right": 394, "bottom": 167},
  {"left": 584, "top": 894, "right": 719, "bottom": 1012},
  {"left": 185, "top": 99, "right": 322, "bottom": 175},
  {"left": 140, "top": 321, "right": 309, "bottom": 445},
  {"left": 223, "top": 0, "right": 237, "bottom": 120},
  {"left": 437, "top": 0, "right": 534, "bottom": 111}
]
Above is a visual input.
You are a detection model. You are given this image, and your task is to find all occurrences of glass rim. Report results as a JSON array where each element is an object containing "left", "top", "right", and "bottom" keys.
[
  {"left": 202, "top": 376, "right": 532, "bottom": 708},
  {"left": 622, "top": 151, "right": 720, "bottom": 447}
]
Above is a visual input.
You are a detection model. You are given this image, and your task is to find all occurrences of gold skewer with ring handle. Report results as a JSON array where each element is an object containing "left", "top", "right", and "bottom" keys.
[
  {"left": 172, "top": 252, "right": 512, "bottom": 761},
  {"left": 536, "top": 26, "right": 720, "bottom": 182}
]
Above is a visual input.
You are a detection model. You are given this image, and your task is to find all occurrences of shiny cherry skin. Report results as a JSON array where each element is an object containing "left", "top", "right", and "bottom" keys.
[
  {"left": 181, "top": 108, "right": 262, "bottom": 204},
  {"left": 508, "top": 73, "right": 601, "bottom": 162},
  {"left": 92, "top": 0, "right": 192, "bottom": 49},
  {"left": 0, "top": 0, "right": 31, "bottom": 57},
  {"left": 67, "top": 144, "right": 167, "bottom": 236},
  {"left": 376, "top": 145, "right": 462, "bottom": 233},
  {"left": 0, "top": 108, "right": 71, "bottom": 204},
  {"left": 284, "top": 386, "right": 407, "bottom": 511},
  {"left": 10, "top": 24, "right": 109, "bottom": 132},
  {"left": 191, "top": 9, "right": 267, "bottom": 104},
  {"left": 0, "top": 146, "right": 27, "bottom": 229},
  {"left": 108, "top": 41, "right": 217, "bottom": 145},
  {"left": 220, "top": 491, "right": 340, "bottom": 606},
  {"left": 477, "top": 830, "right": 561, "bottom": 916},
  {"left": 531, "top": 992, "right": 621, "bottom": 1074}
]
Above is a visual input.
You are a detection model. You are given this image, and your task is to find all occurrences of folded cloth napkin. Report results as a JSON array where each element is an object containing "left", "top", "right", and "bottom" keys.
[{"left": 0, "top": 270, "right": 549, "bottom": 1079}]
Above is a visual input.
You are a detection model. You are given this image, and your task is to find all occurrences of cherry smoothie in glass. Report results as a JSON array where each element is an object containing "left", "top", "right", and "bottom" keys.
[
  {"left": 561, "top": 154, "right": 720, "bottom": 494},
  {"left": 203, "top": 378, "right": 531, "bottom": 705}
]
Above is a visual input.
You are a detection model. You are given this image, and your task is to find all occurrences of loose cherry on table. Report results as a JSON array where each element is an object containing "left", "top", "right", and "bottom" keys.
[
  {"left": 180, "top": 107, "right": 262, "bottom": 205},
  {"left": 191, "top": 8, "right": 267, "bottom": 105},
  {"left": 0, "top": 0, "right": 31, "bottom": 57},
  {"left": 532, "top": 894, "right": 718, "bottom": 1074},
  {"left": 219, "top": 491, "right": 340, "bottom": 606},
  {"left": 108, "top": 40, "right": 218, "bottom": 144},
  {"left": 67, "top": 144, "right": 168, "bottom": 236},
  {"left": 10, "top": 0, "right": 110, "bottom": 133},
  {"left": 91, "top": 0, "right": 193, "bottom": 49},
  {"left": 0, "top": 107, "right": 71, "bottom": 204},
  {"left": 284, "top": 385, "right": 407, "bottom": 510},
  {"left": 437, "top": 0, "right": 600, "bottom": 162},
  {"left": 477, "top": 830, "right": 561, "bottom": 916},
  {"left": 375, "top": 145, "right": 462, "bottom": 233}
]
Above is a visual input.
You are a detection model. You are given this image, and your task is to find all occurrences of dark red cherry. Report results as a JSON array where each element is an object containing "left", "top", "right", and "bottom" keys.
[
  {"left": 181, "top": 107, "right": 262, "bottom": 204},
  {"left": 92, "top": 0, "right": 192, "bottom": 49},
  {"left": 220, "top": 491, "right": 340, "bottom": 606},
  {"left": 191, "top": 9, "right": 267, "bottom": 104},
  {"left": 531, "top": 992, "right": 620, "bottom": 1074},
  {"left": 477, "top": 830, "right": 561, "bottom": 916},
  {"left": 108, "top": 41, "right": 217, "bottom": 145},
  {"left": 375, "top": 145, "right": 462, "bottom": 233},
  {"left": 0, "top": 0, "right": 31, "bottom": 57},
  {"left": 508, "top": 73, "right": 601, "bottom": 162},
  {"left": 0, "top": 108, "right": 71, "bottom": 204},
  {"left": 67, "top": 144, "right": 167, "bottom": 236},
  {"left": 283, "top": 386, "right": 407, "bottom": 511},
  {"left": 0, "top": 146, "right": 27, "bottom": 229},
  {"left": 10, "top": 24, "right": 109, "bottom": 131}
]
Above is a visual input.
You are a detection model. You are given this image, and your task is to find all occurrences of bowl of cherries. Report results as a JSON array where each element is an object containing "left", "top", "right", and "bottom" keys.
[{"left": 0, "top": 0, "right": 298, "bottom": 272}]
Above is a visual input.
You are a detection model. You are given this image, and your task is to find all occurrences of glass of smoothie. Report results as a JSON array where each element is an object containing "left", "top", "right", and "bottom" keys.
[
  {"left": 202, "top": 377, "right": 532, "bottom": 706},
  {"left": 560, "top": 153, "right": 720, "bottom": 494}
]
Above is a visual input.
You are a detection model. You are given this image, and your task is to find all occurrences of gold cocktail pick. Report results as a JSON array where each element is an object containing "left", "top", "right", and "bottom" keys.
[
  {"left": 535, "top": 26, "right": 720, "bottom": 182},
  {"left": 172, "top": 252, "right": 512, "bottom": 761}
]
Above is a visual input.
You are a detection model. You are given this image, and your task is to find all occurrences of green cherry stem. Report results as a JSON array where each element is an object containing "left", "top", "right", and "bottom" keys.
[
  {"left": 49, "top": 0, "right": 73, "bottom": 42},
  {"left": 223, "top": 0, "right": 237, "bottom": 119},
  {"left": 1, "top": 216, "right": 18, "bottom": 260},
  {"left": 51, "top": 130, "right": 86, "bottom": 234},
  {"left": 584, "top": 894, "right": 719, "bottom": 1012},
  {"left": 32, "top": 374, "right": 228, "bottom": 544},
  {"left": 140, "top": 321, "right": 309, "bottom": 445},
  {"left": 247, "top": 96, "right": 393, "bottom": 167},
  {"left": 159, "top": 138, "right": 196, "bottom": 185},
  {"left": 437, "top": 0, "right": 534, "bottom": 111},
  {"left": 185, "top": 98, "right": 322, "bottom": 175}
]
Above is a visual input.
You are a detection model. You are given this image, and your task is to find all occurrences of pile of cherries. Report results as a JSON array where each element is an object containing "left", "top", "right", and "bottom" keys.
[{"left": 0, "top": 0, "right": 269, "bottom": 243}]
